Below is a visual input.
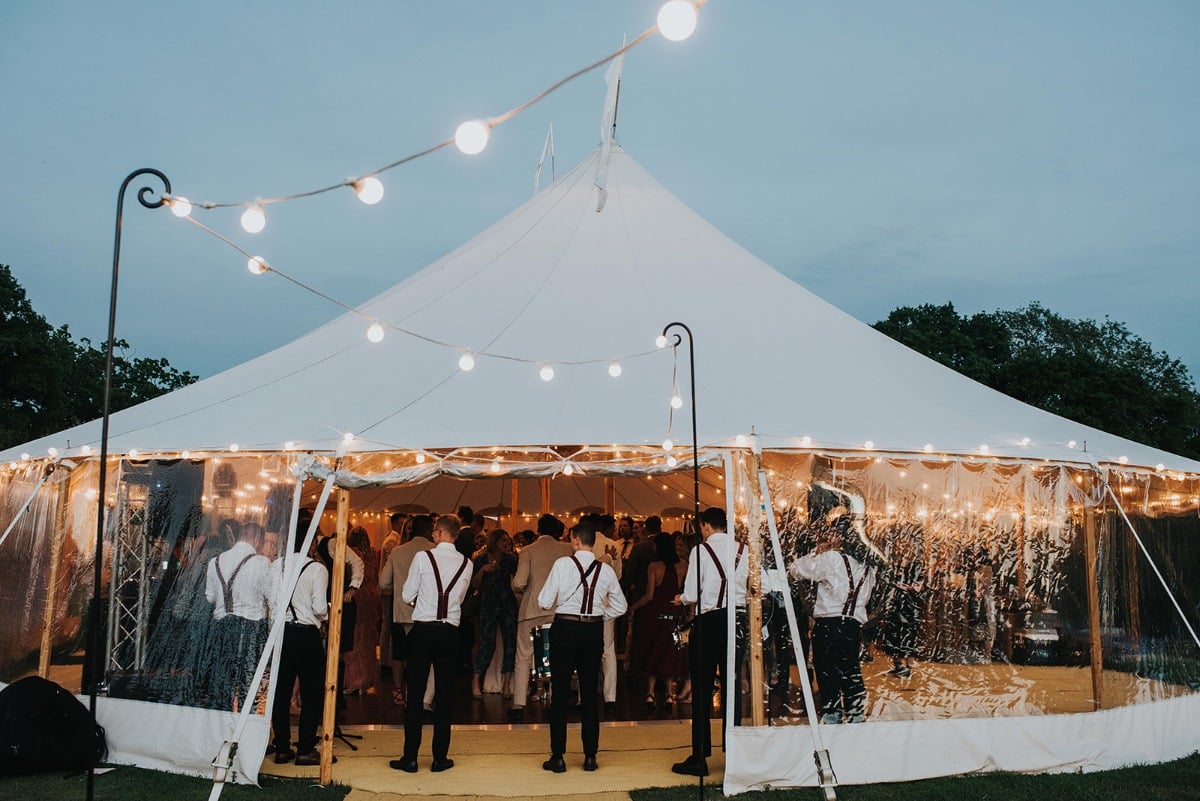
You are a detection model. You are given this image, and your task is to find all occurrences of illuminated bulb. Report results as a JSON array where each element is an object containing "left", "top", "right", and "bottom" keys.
[
  {"left": 81, "top": 445, "right": 92, "bottom": 456},
  {"left": 284, "top": 441, "right": 295, "bottom": 451},
  {"left": 1118, "top": 455, "right": 1129, "bottom": 464},
  {"left": 655, "top": 334, "right": 669, "bottom": 349},
  {"left": 1156, "top": 463, "right": 1165, "bottom": 472},
  {"left": 563, "top": 463, "right": 575, "bottom": 476},
  {"left": 416, "top": 452, "right": 427, "bottom": 464},
  {"left": 182, "top": 450, "right": 191, "bottom": 458},
  {"left": 47, "top": 447, "right": 58, "bottom": 457},
  {"left": 666, "top": 455, "right": 678, "bottom": 467},
  {"left": 241, "top": 204, "right": 266, "bottom": 233},
  {"left": 343, "top": 432, "right": 355, "bottom": 444},
  {"left": 247, "top": 256, "right": 268, "bottom": 274},
  {"left": 455, "top": 120, "right": 490, "bottom": 155},
  {"left": 670, "top": 394, "right": 683, "bottom": 409},
  {"left": 864, "top": 440, "right": 875, "bottom": 450},
  {"left": 979, "top": 444, "right": 989, "bottom": 454},
  {"left": 1067, "top": 440, "right": 1077, "bottom": 449},
  {"left": 491, "top": 459, "right": 501, "bottom": 473},
  {"left": 129, "top": 449, "right": 139, "bottom": 458},
  {"left": 20, "top": 452, "right": 30, "bottom": 461},
  {"left": 657, "top": 0, "right": 698, "bottom": 41},
  {"left": 608, "top": 361, "right": 622, "bottom": 378},
  {"left": 354, "top": 176, "right": 384, "bottom": 205},
  {"left": 735, "top": 434, "right": 747, "bottom": 446},
  {"left": 169, "top": 196, "right": 192, "bottom": 218},
  {"left": 539, "top": 365, "right": 555, "bottom": 382},
  {"left": 367, "top": 322, "right": 385, "bottom": 343},
  {"left": 662, "top": 438, "right": 674, "bottom": 452},
  {"left": 923, "top": 443, "right": 934, "bottom": 453},
  {"left": 800, "top": 436, "right": 812, "bottom": 447},
  {"left": 458, "top": 353, "right": 476, "bottom": 371},
  {"left": 1020, "top": 437, "right": 1031, "bottom": 447},
  {"left": 230, "top": 443, "right": 240, "bottom": 452}
]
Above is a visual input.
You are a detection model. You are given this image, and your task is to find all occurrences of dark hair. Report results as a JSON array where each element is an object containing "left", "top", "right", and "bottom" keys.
[
  {"left": 242, "top": 521, "right": 264, "bottom": 546},
  {"left": 218, "top": 518, "right": 242, "bottom": 547},
  {"left": 654, "top": 532, "right": 679, "bottom": 565},
  {"left": 700, "top": 507, "right": 726, "bottom": 530},
  {"left": 410, "top": 514, "right": 434, "bottom": 541},
  {"left": 457, "top": 505, "right": 474, "bottom": 524},
  {"left": 390, "top": 512, "right": 406, "bottom": 527},
  {"left": 599, "top": 514, "right": 616, "bottom": 533},
  {"left": 538, "top": 514, "right": 565, "bottom": 539},
  {"left": 486, "top": 528, "right": 510, "bottom": 552},
  {"left": 572, "top": 517, "right": 598, "bottom": 547},
  {"left": 645, "top": 515, "right": 663, "bottom": 534}
]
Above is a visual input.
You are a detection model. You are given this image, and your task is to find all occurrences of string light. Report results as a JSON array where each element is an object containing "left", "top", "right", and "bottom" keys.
[
  {"left": 666, "top": 454, "right": 678, "bottom": 467},
  {"left": 735, "top": 434, "right": 747, "bottom": 446},
  {"left": 670, "top": 394, "right": 683, "bottom": 410},
  {"left": 47, "top": 447, "right": 58, "bottom": 457},
  {"left": 240, "top": 203, "right": 266, "bottom": 234},
  {"left": 343, "top": 432, "right": 355, "bottom": 444},
  {"left": 247, "top": 256, "right": 268, "bottom": 275},
  {"left": 284, "top": 441, "right": 296, "bottom": 451},
  {"left": 129, "top": 449, "right": 139, "bottom": 458},
  {"left": 1020, "top": 437, "right": 1031, "bottom": 447},
  {"left": 230, "top": 443, "right": 240, "bottom": 452},
  {"left": 923, "top": 443, "right": 934, "bottom": 453},
  {"left": 662, "top": 438, "right": 674, "bottom": 452},
  {"left": 608, "top": 361, "right": 622, "bottom": 378},
  {"left": 657, "top": 0, "right": 699, "bottom": 41},
  {"left": 182, "top": 450, "right": 191, "bottom": 458},
  {"left": 539, "top": 365, "right": 555, "bottom": 382},
  {"left": 455, "top": 120, "right": 490, "bottom": 155},
  {"left": 353, "top": 177, "right": 384, "bottom": 205},
  {"left": 563, "top": 463, "right": 575, "bottom": 476},
  {"left": 979, "top": 444, "right": 989, "bottom": 454},
  {"left": 800, "top": 436, "right": 812, "bottom": 447},
  {"left": 415, "top": 452, "right": 427, "bottom": 464},
  {"left": 655, "top": 335, "right": 669, "bottom": 349},
  {"left": 491, "top": 459, "right": 502, "bottom": 473},
  {"left": 81, "top": 445, "right": 92, "bottom": 456},
  {"left": 367, "top": 322, "right": 385, "bottom": 343},
  {"left": 459, "top": 353, "right": 476, "bottom": 372},
  {"left": 864, "top": 441, "right": 875, "bottom": 450},
  {"left": 1067, "top": 440, "right": 1077, "bottom": 449},
  {"left": 168, "top": 196, "right": 192, "bottom": 218}
]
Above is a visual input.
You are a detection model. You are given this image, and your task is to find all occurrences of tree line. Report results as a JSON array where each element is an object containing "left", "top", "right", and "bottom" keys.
[{"left": 1, "top": 264, "right": 197, "bottom": 451}]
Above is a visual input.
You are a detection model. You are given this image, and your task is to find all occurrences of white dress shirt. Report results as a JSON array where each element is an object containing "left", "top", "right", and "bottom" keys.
[
  {"left": 205, "top": 540, "right": 276, "bottom": 621},
  {"left": 680, "top": 531, "right": 751, "bottom": 614},
  {"left": 538, "top": 550, "right": 627, "bottom": 620},
  {"left": 279, "top": 556, "right": 329, "bottom": 627},
  {"left": 402, "top": 541, "right": 474, "bottom": 626},
  {"left": 790, "top": 549, "right": 876, "bottom": 624}
]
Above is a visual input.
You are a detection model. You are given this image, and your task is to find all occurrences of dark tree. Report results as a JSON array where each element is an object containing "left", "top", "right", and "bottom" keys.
[
  {"left": 874, "top": 302, "right": 1200, "bottom": 460},
  {"left": 0, "top": 264, "right": 197, "bottom": 450}
]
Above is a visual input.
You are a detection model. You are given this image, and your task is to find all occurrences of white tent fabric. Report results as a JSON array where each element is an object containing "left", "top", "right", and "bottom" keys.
[{"left": 4, "top": 146, "right": 1198, "bottom": 474}]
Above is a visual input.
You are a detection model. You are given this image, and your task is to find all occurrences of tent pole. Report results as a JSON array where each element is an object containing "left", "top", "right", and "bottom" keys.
[
  {"left": 0, "top": 460, "right": 58, "bottom": 551},
  {"left": 509, "top": 479, "right": 520, "bottom": 537},
  {"left": 540, "top": 477, "right": 551, "bottom": 516},
  {"left": 743, "top": 451, "right": 766, "bottom": 727},
  {"left": 320, "top": 488, "right": 351, "bottom": 784},
  {"left": 1082, "top": 494, "right": 1104, "bottom": 710},
  {"left": 38, "top": 469, "right": 71, "bottom": 678},
  {"left": 604, "top": 476, "right": 615, "bottom": 515}
]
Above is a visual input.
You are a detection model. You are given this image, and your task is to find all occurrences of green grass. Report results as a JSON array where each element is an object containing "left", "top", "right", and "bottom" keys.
[
  {"left": 0, "top": 766, "right": 350, "bottom": 801},
  {"left": 631, "top": 753, "right": 1200, "bottom": 801}
]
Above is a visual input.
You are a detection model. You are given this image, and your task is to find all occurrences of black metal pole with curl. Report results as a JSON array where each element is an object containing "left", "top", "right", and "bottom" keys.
[{"left": 87, "top": 169, "right": 171, "bottom": 801}]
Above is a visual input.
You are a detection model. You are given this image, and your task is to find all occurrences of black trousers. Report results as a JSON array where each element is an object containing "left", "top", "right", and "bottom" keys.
[
  {"left": 271, "top": 624, "right": 326, "bottom": 753},
  {"left": 549, "top": 618, "right": 603, "bottom": 757},
  {"left": 689, "top": 609, "right": 741, "bottom": 758},
  {"left": 403, "top": 621, "right": 458, "bottom": 761},
  {"left": 812, "top": 617, "right": 866, "bottom": 721}
]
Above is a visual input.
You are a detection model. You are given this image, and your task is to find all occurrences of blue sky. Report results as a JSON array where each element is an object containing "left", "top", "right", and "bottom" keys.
[{"left": 2, "top": 1, "right": 1198, "bottom": 378}]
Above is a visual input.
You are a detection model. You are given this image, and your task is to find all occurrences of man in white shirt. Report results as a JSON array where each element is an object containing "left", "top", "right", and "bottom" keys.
[
  {"left": 389, "top": 514, "right": 473, "bottom": 774},
  {"left": 537, "top": 518, "right": 627, "bottom": 773},
  {"left": 672, "top": 507, "right": 748, "bottom": 778},
  {"left": 592, "top": 514, "right": 623, "bottom": 713},
  {"left": 508, "top": 514, "right": 572, "bottom": 721},
  {"left": 379, "top": 515, "right": 436, "bottom": 708},
  {"left": 789, "top": 506, "right": 877, "bottom": 725},
  {"left": 204, "top": 520, "right": 275, "bottom": 711},
  {"left": 270, "top": 532, "right": 329, "bottom": 766}
]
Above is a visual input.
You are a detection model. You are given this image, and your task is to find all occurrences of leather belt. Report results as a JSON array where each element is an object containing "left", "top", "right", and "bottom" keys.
[{"left": 555, "top": 613, "right": 603, "bottom": 624}]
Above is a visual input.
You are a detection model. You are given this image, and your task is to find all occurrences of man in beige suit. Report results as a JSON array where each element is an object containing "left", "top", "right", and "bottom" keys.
[
  {"left": 591, "top": 515, "right": 623, "bottom": 713},
  {"left": 379, "top": 514, "right": 435, "bottom": 708},
  {"left": 508, "top": 514, "right": 572, "bottom": 721}
]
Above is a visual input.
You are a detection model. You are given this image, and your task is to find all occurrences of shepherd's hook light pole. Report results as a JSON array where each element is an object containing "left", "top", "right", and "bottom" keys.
[{"left": 87, "top": 168, "right": 171, "bottom": 801}]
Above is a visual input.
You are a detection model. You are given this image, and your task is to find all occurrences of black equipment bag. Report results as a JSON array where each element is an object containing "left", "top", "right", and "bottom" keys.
[{"left": 0, "top": 676, "right": 107, "bottom": 776}]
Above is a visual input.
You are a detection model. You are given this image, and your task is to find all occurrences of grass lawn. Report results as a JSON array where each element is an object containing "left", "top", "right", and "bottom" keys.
[
  {"left": 631, "top": 753, "right": 1200, "bottom": 801},
  {"left": 0, "top": 767, "right": 350, "bottom": 801}
]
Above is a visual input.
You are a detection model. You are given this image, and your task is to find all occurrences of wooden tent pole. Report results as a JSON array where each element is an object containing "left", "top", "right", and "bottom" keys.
[
  {"left": 540, "top": 477, "right": 551, "bottom": 516},
  {"left": 604, "top": 477, "right": 615, "bottom": 515},
  {"left": 320, "top": 489, "right": 350, "bottom": 784},
  {"left": 1083, "top": 498, "right": 1104, "bottom": 710},
  {"left": 38, "top": 473, "right": 71, "bottom": 678},
  {"left": 744, "top": 452, "right": 765, "bottom": 727},
  {"left": 509, "top": 479, "right": 520, "bottom": 536}
]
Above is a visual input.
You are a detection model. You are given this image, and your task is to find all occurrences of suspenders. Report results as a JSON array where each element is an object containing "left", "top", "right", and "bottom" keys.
[
  {"left": 839, "top": 552, "right": 870, "bottom": 618},
  {"left": 699, "top": 541, "right": 744, "bottom": 610},
  {"left": 425, "top": 550, "right": 470, "bottom": 620},
  {"left": 215, "top": 552, "right": 257, "bottom": 614},
  {"left": 570, "top": 556, "right": 602, "bottom": 614}
]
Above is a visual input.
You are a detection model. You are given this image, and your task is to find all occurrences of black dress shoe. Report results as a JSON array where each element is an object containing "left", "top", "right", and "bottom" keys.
[
  {"left": 583, "top": 755, "right": 598, "bottom": 771},
  {"left": 542, "top": 754, "right": 567, "bottom": 773},
  {"left": 295, "top": 750, "right": 335, "bottom": 766},
  {"left": 430, "top": 758, "right": 454, "bottom": 772},
  {"left": 671, "top": 756, "right": 709, "bottom": 776},
  {"left": 603, "top": 701, "right": 617, "bottom": 714},
  {"left": 273, "top": 747, "right": 295, "bottom": 764},
  {"left": 389, "top": 757, "right": 418, "bottom": 773},
  {"left": 506, "top": 707, "right": 525, "bottom": 722}
]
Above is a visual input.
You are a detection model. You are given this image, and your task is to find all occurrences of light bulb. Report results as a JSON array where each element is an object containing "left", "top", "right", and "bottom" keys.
[
  {"left": 230, "top": 443, "right": 240, "bottom": 452},
  {"left": 367, "top": 322, "right": 385, "bottom": 343},
  {"left": 1067, "top": 440, "right": 1077, "bottom": 449},
  {"left": 354, "top": 176, "right": 384, "bottom": 205},
  {"left": 539, "top": 365, "right": 555, "bottom": 382},
  {"left": 864, "top": 440, "right": 875, "bottom": 450},
  {"left": 1118, "top": 455, "right": 1129, "bottom": 464},
  {"left": 563, "top": 463, "right": 575, "bottom": 476},
  {"left": 800, "top": 436, "right": 812, "bottom": 447},
  {"left": 241, "top": 204, "right": 266, "bottom": 233},
  {"left": 735, "top": 434, "right": 747, "bottom": 446},
  {"left": 455, "top": 120, "right": 490, "bottom": 155},
  {"left": 169, "top": 196, "right": 192, "bottom": 218},
  {"left": 20, "top": 453, "right": 29, "bottom": 461},
  {"left": 666, "top": 455, "right": 678, "bottom": 467},
  {"left": 1156, "top": 463, "right": 1166, "bottom": 471},
  {"left": 670, "top": 394, "right": 683, "bottom": 409},
  {"left": 491, "top": 459, "right": 501, "bottom": 473},
  {"left": 662, "top": 438, "right": 674, "bottom": 452},
  {"left": 979, "top": 444, "right": 989, "bottom": 454},
  {"left": 655, "top": 334, "right": 669, "bottom": 349},
  {"left": 81, "top": 445, "right": 92, "bottom": 456},
  {"left": 343, "top": 432, "right": 355, "bottom": 444},
  {"left": 923, "top": 443, "right": 934, "bottom": 453},
  {"left": 247, "top": 256, "right": 268, "bottom": 274},
  {"left": 459, "top": 353, "right": 476, "bottom": 371},
  {"left": 657, "top": 0, "right": 698, "bottom": 41},
  {"left": 608, "top": 361, "right": 622, "bottom": 378},
  {"left": 47, "top": 447, "right": 58, "bottom": 457},
  {"left": 284, "top": 441, "right": 295, "bottom": 451},
  {"left": 416, "top": 452, "right": 427, "bottom": 464},
  {"left": 182, "top": 450, "right": 191, "bottom": 458},
  {"left": 129, "top": 449, "right": 139, "bottom": 458}
]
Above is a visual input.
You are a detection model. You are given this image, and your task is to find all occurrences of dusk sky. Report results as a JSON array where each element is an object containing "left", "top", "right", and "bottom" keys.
[{"left": 3, "top": 2, "right": 1198, "bottom": 379}]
